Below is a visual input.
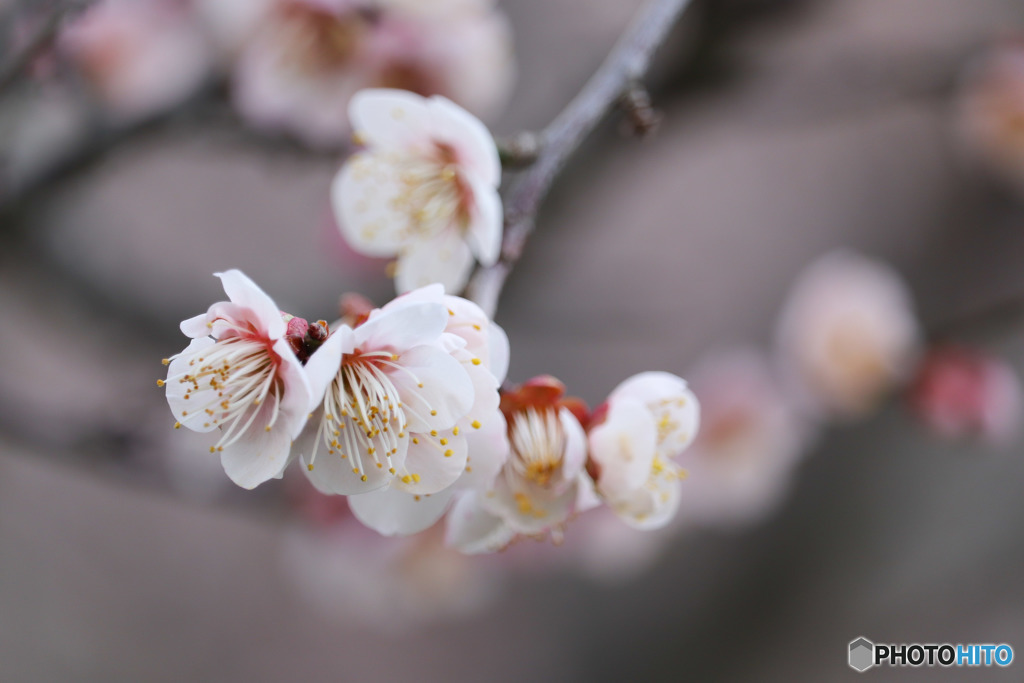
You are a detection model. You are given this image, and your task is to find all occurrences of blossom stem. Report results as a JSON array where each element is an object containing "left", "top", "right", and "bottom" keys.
[{"left": 466, "top": 0, "right": 695, "bottom": 316}]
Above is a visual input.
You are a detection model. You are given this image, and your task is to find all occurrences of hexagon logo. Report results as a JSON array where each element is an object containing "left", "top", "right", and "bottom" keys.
[{"left": 849, "top": 637, "right": 875, "bottom": 672}]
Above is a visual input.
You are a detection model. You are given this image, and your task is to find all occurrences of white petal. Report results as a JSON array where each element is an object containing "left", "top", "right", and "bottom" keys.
[
  {"left": 301, "top": 447, "right": 391, "bottom": 496},
  {"left": 487, "top": 322, "right": 510, "bottom": 384},
  {"left": 389, "top": 344, "right": 475, "bottom": 433},
  {"left": 558, "top": 407, "right": 588, "bottom": 480},
  {"left": 271, "top": 337, "right": 314, "bottom": 440},
  {"left": 459, "top": 411, "right": 509, "bottom": 491},
  {"left": 180, "top": 312, "right": 211, "bottom": 338},
  {"left": 427, "top": 95, "right": 500, "bottom": 187},
  {"left": 302, "top": 326, "right": 352, "bottom": 412},
  {"left": 395, "top": 429, "right": 468, "bottom": 495},
  {"left": 349, "top": 89, "right": 433, "bottom": 150},
  {"left": 395, "top": 231, "right": 474, "bottom": 294},
  {"left": 354, "top": 300, "right": 447, "bottom": 353},
  {"left": 588, "top": 397, "right": 657, "bottom": 498},
  {"left": 165, "top": 337, "right": 218, "bottom": 433},
  {"left": 445, "top": 492, "right": 516, "bottom": 554},
  {"left": 348, "top": 484, "right": 455, "bottom": 536},
  {"left": 488, "top": 477, "right": 578, "bottom": 535},
  {"left": 611, "top": 371, "right": 701, "bottom": 456},
  {"left": 215, "top": 270, "right": 284, "bottom": 339},
  {"left": 463, "top": 172, "right": 502, "bottom": 266},
  {"left": 219, "top": 401, "right": 293, "bottom": 489},
  {"left": 454, "top": 348, "right": 501, "bottom": 429},
  {"left": 609, "top": 459, "right": 684, "bottom": 531},
  {"left": 332, "top": 151, "right": 411, "bottom": 257}
]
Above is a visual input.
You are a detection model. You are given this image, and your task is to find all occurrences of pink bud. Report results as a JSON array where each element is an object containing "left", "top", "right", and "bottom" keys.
[{"left": 286, "top": 315, "right": 310, "bottom": 339}]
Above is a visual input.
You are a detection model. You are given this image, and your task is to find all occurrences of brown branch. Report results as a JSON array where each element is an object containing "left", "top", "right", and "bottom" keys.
[{"left": 466, "top": 0, "right": 695, "bottom": 315}]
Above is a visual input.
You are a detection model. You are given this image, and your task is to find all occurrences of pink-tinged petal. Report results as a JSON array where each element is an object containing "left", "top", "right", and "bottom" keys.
[
  {"left": 395, "top": 430, "right": 467, "bottom": 495},
  {"left": 395, "top": 231, "right": 475, "bottom": 294},
  {"left": 610, "top": 370, "right": 690, "bottom": 405},
  {"left": 180, "top": 312, "right": 211, "bottom": 338},
  {"left": 445, "top": 492, "right": 516, "bottom": 554},
  {"left": 301, "top": 447, "right": 392, "bottom": 496},
  {"left": 348, "top": 484, "right": 455, "bottom": 536},
  {"left": 610, "top": 460, "right": 684, "bottom": 530},
  {"left": 332, "top": 152, "right": 412, "bottom": 256},
  {"left": 219, "top": 402, "right": 294, "bottom": 489},
  {"left": 559, "top": 407, "right": 588, "bottom": 480},
  {"left": 349, "top": 89, "right": 433, "bottom": 150},
  {"left": 427, "top": 95, "right": 500, "bottom": 187},
  {"left": 165, "top": 337, "right": 218, "bottom": 433},
  {"left": 302, "top": 326, "right": 352, "bottom": 412},
  {"left": 354, "top": 300, "right": 448, "bottom": 353},
  {"left": 458, "top": 411, "right": 508, "bottom": 491},
  {"left": 271, "top": 338, "right": 314, "bottom": 440},
  {"left": 462, "top": 172, "right": 502, "bottom": 266},
  {"left": 487, "top": 322, "right": 510, "bottom": 384},
  {"left": 389, "top": 344, "right": 474, "bottom": 432},
  {"left": 215, "top": 270, "right": 285, "bottom": 338},
  {"left": 589, "top": 397, "right": 657, "bottom": 498}
]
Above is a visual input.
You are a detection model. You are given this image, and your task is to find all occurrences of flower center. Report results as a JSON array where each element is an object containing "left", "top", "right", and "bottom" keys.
[
  {"left": 395, "top": 143, "right": 472, "bottom": 239},
  {"left": 508, "top": 408, "right": 565, "bottom": 489},
  {"left": 278, "top": 4, "right": 369, "bottom": 74},
  {"left": 309, "top": 351, "right": 410, "bottom": 481},
  {"left": 169, "top": 335, "right": 283, "bottom": 452}
]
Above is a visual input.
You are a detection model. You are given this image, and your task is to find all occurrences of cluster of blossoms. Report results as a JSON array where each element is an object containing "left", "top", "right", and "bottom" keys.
[
  {"left": 160, "top": 269, "right": 702, "bottom": 554},
  {"left": 55, "top": 0, "right": 514, "bottom": 145}
]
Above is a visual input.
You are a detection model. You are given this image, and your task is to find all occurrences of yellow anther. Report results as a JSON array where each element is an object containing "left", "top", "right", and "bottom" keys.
[
  {"left": 412, "top": 438, "right": 419, "bottom": 444},
  {"left": 156, "top": 379, "right": 165, "bottom": 387},
  {"left": 401, "top": 475, "right": 412, "bottom": 484},
  {"left": 471, "top": 358, "right": 482, "bottom": 366},
  {"left": 430, "top": 430, "right": 438, "bottom": 437},
  {"left": 307, "top": 464, "right": 314, "bottom": 471},
  {"left": 389, "top": 467, "right": 396, "bottom": 474},
  {"left": 430, "top": 410, "right": 437, "bottom": 416},
  {"left": 161, "top": 358, "right": 170, "bottom": 366},
  {"left": 209, "top": 447, "right": 216, "bottom": 453},
  {"left": 412, "top": 473, "right": 421, "bottom": 483},
  {"left": 440, "top": 438, "right": 448, "bottom": 445},
  {"left": 444, "top": 449, "right": 453, "bottom": 457},
  {"left": 452, "top": 427, "right": 460, "bottom": 435},
  {"left": 471, "top": 420, "right": 481, "bottom": 429},
  {"left": 352, "top": 468, "right": 360, "bottom": 474},
  {"left": 361, "top": 475, "right": 368, "bottom": 482}
]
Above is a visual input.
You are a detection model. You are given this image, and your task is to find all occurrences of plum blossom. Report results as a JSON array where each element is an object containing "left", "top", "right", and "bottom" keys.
[
  {"left": 776, "top": 250, "right": 920, "bottom": 419},
  {"left": 301, "top": 286, "right": 494, "bottom": 516},
  {"left": 909, "top": 346, "right": 1023, "bottom": 445},
  {"left": 59, "top": 0, "right": 213, "bottom": 120},
  {"left": 957, "top": 38, "right": 1024, "bottom": 193},
  {"left": 332, "top": 89, "right": 502, "bottom": 294},
  {"left": 161, "top": 270, "right": 313, "bottom": 489},
  {"left": 446, "top": 377, "right": 595, "bottom": 553},
  {"left": 344, "top": 285, "right": 511, "bottom": 536},
  {"left": 228, "top": 0, "right": 514, "bottom": 147},
  {"left": 587, "top": 372, "right": 699, "bottom": 530},
  {"left": 675, "top": 349, "right": 810, "bottom": 527}
]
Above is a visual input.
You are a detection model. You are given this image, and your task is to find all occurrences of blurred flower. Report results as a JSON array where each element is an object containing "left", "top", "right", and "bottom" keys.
[
  {"left": 301, "top": 286, "right": 479, "bottom": 502},
  {"left": 282, "top": 479, "right": 502, "bottom": 631},
  {"left": 161, "top": 270, "right": 312, "bottom": 489},
  {"left": 228, "top": 0, "right": 514, "bottom": 147},
  {"left": 588, "top": 371, "right": 699, "bottom": 530},
  {"left": 909, "top": 346, "right": 1023, "bottom": 445},
  {"left": 563, "top": 506, "right": 676, "bottom": 583},
  {"left": 60, "top": 0, "right": 213, "bottom": 120},
  {"left": 776, "top": 250, "right": 920, "bottom": 419},
  {"left": 345, "top": 285, "right": 510, "bottom": 535},
  {"left": 332, "top": 88, "right": 502, "bottom": 294},
  {"left": 957, "top": 37, "right": 1024, "bottom": 192},
  {"left": 676, "top": 349, "right": 810, "bottom": 527}
]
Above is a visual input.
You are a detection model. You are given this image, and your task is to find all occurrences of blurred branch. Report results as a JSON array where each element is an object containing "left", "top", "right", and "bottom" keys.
[
  {"left": 467, "top": 0, "right": 695, "bottom": 315},
  {"left": 0, "top": 0, "right": 96, "bottom": 93}
]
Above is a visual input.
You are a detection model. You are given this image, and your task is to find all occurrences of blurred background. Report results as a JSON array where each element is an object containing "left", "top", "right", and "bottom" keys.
[{"left": 3, "top": 0, "right": 1024, "bottom": 680}]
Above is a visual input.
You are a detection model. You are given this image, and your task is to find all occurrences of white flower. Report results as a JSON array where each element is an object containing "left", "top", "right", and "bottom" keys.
[
  {"left": 675, "top": 349, "right": 810, "bottom": 527},
  {"left": 161, "top": 270, "right": 312, "bottom": 489},
  {"left": 301, "top": 287, "right": 489, "bottom": 512},
  {"left": 60, "top": 0, "right": 213, "bottom": 120},
  {"left": 446, "top": 377, "right": 595, "bottom": 552},
  {"left": 344, "top": 285, "right": 511, "bottom": 536},
  {"left": 588, "top": 372, "right": 699, "bottom": 530},
  {"left": 227, "top": 0, "right": 514, "bottom": 147},
  {"left": 775, "top": 250, "right": 920, "bottom": 418},
  {"left": 332, "top": 88, "right": 502, "bottom": 294}
]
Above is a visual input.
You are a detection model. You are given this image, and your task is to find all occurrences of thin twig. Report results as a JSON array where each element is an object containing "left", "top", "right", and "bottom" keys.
[{"left": 467, "top": 0, "right": 694, "bottom": 316}]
